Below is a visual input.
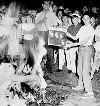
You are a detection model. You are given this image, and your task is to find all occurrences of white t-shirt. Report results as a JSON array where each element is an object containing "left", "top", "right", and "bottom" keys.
[
  {"left": 35, "top": 10, "right": 62, "bottom": 31},
  {"left": 76, "top": 24, "right": 95, "bottom": 46}
]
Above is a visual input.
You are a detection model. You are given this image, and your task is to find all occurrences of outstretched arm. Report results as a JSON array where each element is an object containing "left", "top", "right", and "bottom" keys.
[
  {"left": 66, "top": 32, "right": 78, "bottom": 40},
  {"left": 64, "top": 36, "right": 91, "bottom": 49}
]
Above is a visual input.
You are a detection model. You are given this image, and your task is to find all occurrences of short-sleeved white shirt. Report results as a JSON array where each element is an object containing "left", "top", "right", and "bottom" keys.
[
  {"left": 35, "top": 10, "right": 62, "bottom": 31},
  {"left": 76, "top": 24, "right": 95, "bottom": 46}
]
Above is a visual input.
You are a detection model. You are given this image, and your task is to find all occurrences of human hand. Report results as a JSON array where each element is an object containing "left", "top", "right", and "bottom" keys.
[
  {"left": 64, "top": 43, "right": 72, "bottom": 49},
  {"left": 66, "top": 41, "right": 72, "bottom": 44}
]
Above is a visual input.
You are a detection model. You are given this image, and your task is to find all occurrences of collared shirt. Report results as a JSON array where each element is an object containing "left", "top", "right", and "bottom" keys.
[
  {"left": 35, "top": 10, "right": 62, "bottom": 31},
  {"left": 76, "top": 24, "right": 95, "bottom": 46},
  {"left": 67, "top": 23, "right": 82, "bottom": 36}
]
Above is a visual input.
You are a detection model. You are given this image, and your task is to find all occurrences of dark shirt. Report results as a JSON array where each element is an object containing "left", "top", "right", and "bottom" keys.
[{"left": 67, "top": 23, "right": 82, "bottom": 36}]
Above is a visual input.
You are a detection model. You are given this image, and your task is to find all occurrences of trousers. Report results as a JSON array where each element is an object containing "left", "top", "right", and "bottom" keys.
[
  {"left": 65, "top": 47, "right": 78, "bottom": 73},
  {"left": 59, "top": 47, "right": 77, "bottom": 72},
  {"left": 59, "top": 49, "right": 65, "bottom": 69},
  {"left": 77, "top": 46, "right": 93, "bottom": 93}
]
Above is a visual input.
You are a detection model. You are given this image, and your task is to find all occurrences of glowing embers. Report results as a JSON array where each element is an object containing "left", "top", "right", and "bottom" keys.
[{"left": 10, "top": 82, "right": 45, "bottom": 106}]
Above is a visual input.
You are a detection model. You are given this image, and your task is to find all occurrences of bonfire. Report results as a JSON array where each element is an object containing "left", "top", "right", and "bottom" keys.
[{"left": 0, "top": 1, "right": 47, "bottom": 106}]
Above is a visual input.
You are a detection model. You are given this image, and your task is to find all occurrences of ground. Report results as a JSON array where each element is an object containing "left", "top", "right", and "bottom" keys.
[{"left": 43, "top": 69, "right": 100, "bottom": 106}]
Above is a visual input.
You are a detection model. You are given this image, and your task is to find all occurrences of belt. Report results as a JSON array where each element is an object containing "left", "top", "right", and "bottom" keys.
[{"left": 80, "top": 45, "right": 92, "bottom": 48}]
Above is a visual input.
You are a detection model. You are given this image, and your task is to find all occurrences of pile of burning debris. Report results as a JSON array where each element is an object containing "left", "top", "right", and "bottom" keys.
[{"left": 0, "top": 62, "right": 47, "bottom": 106}]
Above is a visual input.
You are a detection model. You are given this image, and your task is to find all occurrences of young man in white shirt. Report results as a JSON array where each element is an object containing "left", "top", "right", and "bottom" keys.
[
  {"left": 35, "top": 1, "right": 62, "bottom": 32},
  {"left": 35, "top": 1, "right": 62, "bottom": 72},
  {"left": 68, "top": 15, "right": 95, "bottom": 99}
]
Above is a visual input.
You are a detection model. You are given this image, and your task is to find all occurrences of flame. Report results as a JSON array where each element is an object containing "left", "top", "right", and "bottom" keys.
[
  {"left": 28, "top": 33, "right": 47, "bottom": 89},
  {"left": 1, "top": 1, "right": 20, "bottom": 26},
  {"left": 0, "top": 1, "right": 47, "bottom": 99}
]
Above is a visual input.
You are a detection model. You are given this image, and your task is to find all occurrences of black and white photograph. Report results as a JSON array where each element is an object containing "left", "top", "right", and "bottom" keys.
[{"left": 0, "top": 0, "right": 100, "bottom": 106}]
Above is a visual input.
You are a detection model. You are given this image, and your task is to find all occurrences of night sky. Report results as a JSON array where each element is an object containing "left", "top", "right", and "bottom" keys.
[{"left": 1, "top": 0, "right": 100, "bottom": 10}]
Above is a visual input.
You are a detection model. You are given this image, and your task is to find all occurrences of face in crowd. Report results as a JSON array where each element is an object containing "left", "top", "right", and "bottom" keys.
[
  {"left": 57, "top": 10, "right": 63, "bottom": 17},
  {"left": 82, "top": 15, "right": 91, "bottom": 25},
  {"left": 57, "top": 10, "right": 63, "bottom": 20},
  {"left": 72, "top": 16, "right": 79, "bottom": 25},
  {"left": 43, "top": 1, "right": 50, "bottom": 11},
  {"left": 32, "top": 10, "right": 37, "bottom": 17},
  {"left": 67, "top": 17, "right": 72, "bottom": 26},
  {"left": 52, "top": 5, "right": 58, "bottom": 13},
  {"left": 62, "top": 16, "right": 68, "bottom": 24},
  {"left": 91, "top": 17, "right": 96, "bottom": 27}
]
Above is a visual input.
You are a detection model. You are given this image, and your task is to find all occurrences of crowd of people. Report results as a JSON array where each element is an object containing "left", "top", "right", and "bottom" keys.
[
  {"left": 30, "top": 0, "right": 100, "bottom": 100},
  {"left": 0, "top": 0, "right": 100, "bottom": 105}
]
